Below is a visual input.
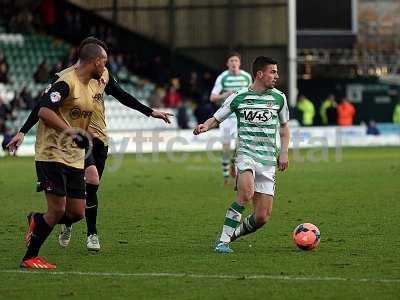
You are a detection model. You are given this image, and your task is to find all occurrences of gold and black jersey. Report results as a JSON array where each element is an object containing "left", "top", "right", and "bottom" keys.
[
  {"left": 35, "top": 67, "right": 95, "bottom": 169},
  {"left": 88, "top": 68, "right": 109, "bottom": 145},
  {"left": 58, "top": 66, "right": 109, "bottom": 145}
]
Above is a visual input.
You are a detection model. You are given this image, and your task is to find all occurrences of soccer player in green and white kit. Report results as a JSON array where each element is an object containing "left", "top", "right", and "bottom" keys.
[
  {"left": 210, "top": 52, "right": 252, "bottom": 185},
  {"left": 194, "top": 56, "right": 290, "bottom": 253}
]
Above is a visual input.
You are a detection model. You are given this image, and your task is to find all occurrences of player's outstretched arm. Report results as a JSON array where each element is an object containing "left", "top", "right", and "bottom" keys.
[
  {"left": 106, "top": 73, "right": 172, "bottom": 123},
  {"left": 278, "top": 122, "right": 290, "bottom": 171},
  {"left": 20, "top": 101, "right": 40, "bottom": 134},
  {"left": 193, "top": 117, "right": 219, "bottom": 135},
  {"left": 6, "top": 132, "right": 25, "bottom": 153},
  {"left": 6, "top": 101, "right": 42, "bottom": 152},
  {"left": 150, "top": 110, "right": 173, "bottom": 124}
]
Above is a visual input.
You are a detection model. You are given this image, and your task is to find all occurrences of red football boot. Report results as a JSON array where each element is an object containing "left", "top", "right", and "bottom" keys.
[{"left": 20, "top": 257, "right": 56, "bottom": 269}]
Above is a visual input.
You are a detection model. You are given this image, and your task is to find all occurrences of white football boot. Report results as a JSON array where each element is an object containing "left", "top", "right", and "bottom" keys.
[
  {"left": 58, "top": 224, "right": 72, "bottom": 248},
  {"left": 87, "top": 234, "right": 101, "bottom": 251}
]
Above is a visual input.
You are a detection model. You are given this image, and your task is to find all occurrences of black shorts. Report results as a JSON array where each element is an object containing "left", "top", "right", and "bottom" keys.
[
  {"left": 84, "top": 138, "right": 108, "bottom": 179},
  {"left": 36, "top": 161, "right": 85, "bottom": 199}
]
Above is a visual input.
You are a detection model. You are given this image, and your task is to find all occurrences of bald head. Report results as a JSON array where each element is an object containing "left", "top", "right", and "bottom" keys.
[{"left": 79, "top": 44, "right": 106, "bottom": 62}]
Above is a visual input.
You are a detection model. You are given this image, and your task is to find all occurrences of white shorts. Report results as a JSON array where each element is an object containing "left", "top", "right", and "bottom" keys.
[
  {"left": 219, "top": 116, "right": 237, "bottom": 144},
  {"left": 236, "top": 155, "right": 276, "bottom": 196}
]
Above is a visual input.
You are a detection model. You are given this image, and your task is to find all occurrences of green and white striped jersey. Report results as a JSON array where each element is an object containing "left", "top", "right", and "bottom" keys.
[
  {"left": 211, "top": 70, "right": 252, "bottom": 121},
  {"left": 211, "top": 70, "right": 252, "bottom": 96},
  {"left": 214, "top": 87, "right": 289, "bottom": 166}
]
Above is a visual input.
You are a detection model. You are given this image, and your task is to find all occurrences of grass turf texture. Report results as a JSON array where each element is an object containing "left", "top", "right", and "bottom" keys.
[{"left": 0, "top": 147, "right": 399, "bottom": 299}]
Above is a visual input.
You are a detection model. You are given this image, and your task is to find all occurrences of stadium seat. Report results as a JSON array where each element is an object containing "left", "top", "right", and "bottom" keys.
[{"left": 1, "top": 33, "right": 173, "bottom": 133}]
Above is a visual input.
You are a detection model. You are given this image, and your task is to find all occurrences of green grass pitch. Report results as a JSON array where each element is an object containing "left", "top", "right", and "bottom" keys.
[{"left": 0, "top": 147, "right": 399, "bottom": 299}]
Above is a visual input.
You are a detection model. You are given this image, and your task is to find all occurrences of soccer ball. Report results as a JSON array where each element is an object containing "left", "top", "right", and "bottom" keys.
[{"left": 293, "top": 223, "right": 321, "bottom": 250}]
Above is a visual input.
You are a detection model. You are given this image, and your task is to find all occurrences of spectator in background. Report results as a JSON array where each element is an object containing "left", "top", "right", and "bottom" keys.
[
  {"left": 33, "top": 59, "right": 50, "bottom": 83},
  {"left": 39, "top": 0, "right": 56, "bottom": 34},
  {"left": 163, "top": 85, "right": 182, "bottom": 108},
  {"left": 320, "top": 94, "right": 337, "bottom": 125},
  {"left": 202, "top": 71, "right": 214, "bottom": 97},
  {"left": 147, "top": 86, "right": 165, "bottom": 108},
  {"left": 366, "top": 120, "right": 380, "bottom": 136},
  {"left": 10, "top": 91, "right": 27, "bottom": 111},
  {"left": 151, "top": 56, "right": 169, "bottom": 86},
  {"left": 0, "top": 52, "right": 9, "bottom": 84},
  {"left": 393, "top": 100, "right": 400, "bottom": 124},
  {"left": 0, "top": 63, "right": 9, "bottom": 84},
  {"left": 185, "top": 71, "right": 202, "bottom": 102},
  {"left": 19, "top": 87, "right": 34, "bottom": 110},
  {"left": 194, "top": 99, "right": 214, "bottom": 124},
  {"left": 0, "top": 96, "right": 10, "bottom": 136},
  {"left": 297, "top": 94, "right": 315, "bottom": 126},
  {"left": 0, "top": 96, "right": 10, "bottom": 121},
  {"left": 337, "top": 97, "right": 356, "bottom": 126},
  {"left": 2, "top": 127, "right": 14, "bottom": 155},
  {"left": 177, "top": 103, "right": 189, "bottom": 129},
  {"left": 9, "top": 8, "right": 34, "bottom": 34}
]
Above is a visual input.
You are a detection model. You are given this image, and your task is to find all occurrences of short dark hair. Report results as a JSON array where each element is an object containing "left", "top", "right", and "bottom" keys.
[
  {"left": 227, "top": 51, "right": 241, "bottom": 61},
  {"left": 79, "top": 44, "right": 105, "bottom": 62},
  {"left": 252, "top": 56, "right": 277, "bottom": 78},
  {"left": 78, "top": 36, "right": 108, "bottom": 55}
]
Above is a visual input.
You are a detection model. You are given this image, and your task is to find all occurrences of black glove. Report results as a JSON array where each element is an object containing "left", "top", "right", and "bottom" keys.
[{"left": 72, "top": 132, "right": 90, "bottom": 149}]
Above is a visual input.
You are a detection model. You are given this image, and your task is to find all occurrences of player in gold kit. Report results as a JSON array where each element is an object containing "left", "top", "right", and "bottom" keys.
[
  {"left": 8, "top": 37, "right": 172, "bottom": 254},
  {"left": 19, "top": 43, "right": 107, "bottom": 268}
]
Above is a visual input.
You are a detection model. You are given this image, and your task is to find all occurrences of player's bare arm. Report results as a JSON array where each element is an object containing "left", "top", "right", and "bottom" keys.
[
  {"left": 193, "top": 117, "right": 219, "bottom": 135},
  {"left": 38, "top": 107, "right": 70, "bottom": 132},
  {"left": 6, "top": 132, "right": 25, "bottom": 153},
  {"left": 278, "top": 122, "right": 290, "bottom": 171},
  {"left": 38, "top": 107, "right": 89, "bottom": 149},
  {"left": 37, "top": 81, "right": 87, "bottom": 146},
  {"left": 6, "top": 100, "right": 43, "bottom": 152},
  {"left": 150, "top": 110, "right": 173, "bottom": 124}
]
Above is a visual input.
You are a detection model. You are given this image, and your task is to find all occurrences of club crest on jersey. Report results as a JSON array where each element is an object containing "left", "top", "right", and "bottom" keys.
[
  {"left": 50, "top": 91, "right": 61, "bottom": 103},
  {"left": 266, "top": 101, "right": 274, "bottom": 108},
  {"left": 243, "top": 109, "right": 273, "bottom": 123}
]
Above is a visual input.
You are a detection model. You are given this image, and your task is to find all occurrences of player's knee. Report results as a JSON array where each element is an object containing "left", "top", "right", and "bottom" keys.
[
  {"left": 244, "top": 186, "right": 255, "bottom": 201},
  {"left": 46, "top": 207, "right": 66, "bottom": 225},
  {"left": 244, "top": 191, "right": 254, "bottom": 202},
  {"left": 85, "top": 166, "right": 100, "bottom": 185},
  {"left": 238, "top": 189, "right": 254, "bottom": 203}
]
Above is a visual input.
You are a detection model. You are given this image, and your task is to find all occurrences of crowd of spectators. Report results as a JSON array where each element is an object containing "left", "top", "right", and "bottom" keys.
[
  {"left": 295, "top": 94, "right": 358, "bottom": 127},
  {"left": 1, "top": 0, "right": 400, "bottom": 148},
  {"left": 0, "top": 43, "right": 218, "bottom": 138}
]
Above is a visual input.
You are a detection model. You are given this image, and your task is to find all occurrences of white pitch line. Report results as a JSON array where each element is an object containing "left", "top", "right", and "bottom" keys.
[{"left": 1, "top": 270, "right": 399, "bottom": 284}]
